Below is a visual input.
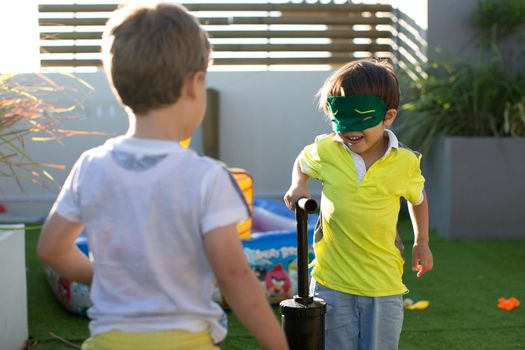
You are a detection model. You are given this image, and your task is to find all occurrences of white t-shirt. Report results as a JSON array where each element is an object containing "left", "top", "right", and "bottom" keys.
[{"left": 53, "top": 136, "right": 249, "bottom": 343}]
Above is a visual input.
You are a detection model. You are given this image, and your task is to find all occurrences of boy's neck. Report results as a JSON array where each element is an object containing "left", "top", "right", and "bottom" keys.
[
  {"left": 361, "top": 132, "right": 390, "bottom": 169},
  {"left": 126, "top": 103, "right": 194, "bottom": 142}
]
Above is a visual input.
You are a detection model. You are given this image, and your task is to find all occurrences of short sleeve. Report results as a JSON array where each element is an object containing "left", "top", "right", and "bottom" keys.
[
  {"left": 53, "top": 156, "right": 83, "bottom": 222},
  {"left": 299, "top": 142, "right": 322, "bottom": 180},
  {"left": 200, "top": 166, "right": 250, "bottom": 234},
  {"left": 404, "top": 153, "right": 425, "bottom": 205}
]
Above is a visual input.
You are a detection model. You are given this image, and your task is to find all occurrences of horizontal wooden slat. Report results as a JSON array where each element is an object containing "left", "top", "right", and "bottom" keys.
[
  {"left": 212, "top": 56, "right": 394, "bottom": 65},
  {"left": 209, "top": 43, "right": 392, "bottom": 52},
  {"left": 208, "top": 29, "right": 393, "bottom": 39},
  {"left": 41, "top": 46, "right": 100, "bottom": 54},
  {"left": 41, "top": 59, "right": 102, "bottom": 67},
  {"left": 39, "top": 15, "right": 392, "bottom": 27},
  {"left": 40, "top": 29, "right": 393, "bottom": 41},
  {"left": 200, "top": 16, "right": 392, "bottom": 26},
  {"left": 41, "top": 55, "right": 395, "bottom": 68},
  {"left": 40, "top": 32, "right": 102, "bottom": 40},
  {"left": 41, "top": 43, "right": 392, "bottom": 54},
  {"left": 39, "top": 18, "right": 108, "bottom": 26},
  {"left": 39, "top": 4, "right": 118, "bottom": 13},
  {"left": 185, "top": 3, "right": 392, "bottom": 13},
  {"left": 39, "top": 3, "right": 392, "bottom": 13}
]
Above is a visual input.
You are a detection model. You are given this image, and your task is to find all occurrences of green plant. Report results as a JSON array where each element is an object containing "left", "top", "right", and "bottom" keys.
[
  {"left": 0, "top": 73, "right": 94, "bottom": 191},
  {"left": 398, "top": 60, "right": 525, "bottom": 151},
  {"left": 473, "top": 0, "right": 525, "bottom": 47},
  {"left": 397, "top": 0, "right": 525, "bottom": 152},
  {"left": 504, "top": 97, "right": 525, "bottom": 137}
]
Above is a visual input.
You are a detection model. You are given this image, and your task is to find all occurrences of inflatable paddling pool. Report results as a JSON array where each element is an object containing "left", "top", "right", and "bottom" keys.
[
  {"left": 215, "top": 197, "right": 317, "bottom": 306},
  {"left": 44, "top": 197, "right": 318, "bottom": 316},
  {"left": 44, "top": 233, "right": 91, "bottom": 316}
]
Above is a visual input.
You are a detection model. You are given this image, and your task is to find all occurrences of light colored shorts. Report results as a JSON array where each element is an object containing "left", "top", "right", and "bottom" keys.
[
  {"left": 310, "top": 279, "right": 404, "bottom": 350},
  {"left": 81, "top": 329, "right": 220, "bottom": 350}
]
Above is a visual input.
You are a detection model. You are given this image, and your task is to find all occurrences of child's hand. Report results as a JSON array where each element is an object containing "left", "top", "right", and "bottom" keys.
[
  {"left": 412, "top": 243, "right": 433, "bottom": 278},
  {"left": 283, "top": 185, "right": 311, "bottom": 211}
]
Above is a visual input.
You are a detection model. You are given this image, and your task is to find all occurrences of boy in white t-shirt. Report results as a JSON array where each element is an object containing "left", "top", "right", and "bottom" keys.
[{"left": 37, "top": 3, "right": 288, "bottom": 350}]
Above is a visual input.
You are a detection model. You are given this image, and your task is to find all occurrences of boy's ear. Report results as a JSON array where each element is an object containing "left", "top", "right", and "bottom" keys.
[
  {"left": 383, "top": 109, "right": 397, "bottom": 126},
  {"left": 184, "top": 71, "right": 206, "bottom": 99}
]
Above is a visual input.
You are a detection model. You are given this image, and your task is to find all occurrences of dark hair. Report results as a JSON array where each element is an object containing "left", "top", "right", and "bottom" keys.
[
  {"left": 317, "top": 59, "right": 400, "bottom": 115},
  {"left": 102, "top": 2, "right": 211, "bottom": 115}
]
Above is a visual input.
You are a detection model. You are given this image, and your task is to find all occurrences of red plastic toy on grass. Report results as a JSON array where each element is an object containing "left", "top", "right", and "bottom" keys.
[{"left": 497, "top": 297, "right": 520, "bottom": 311}]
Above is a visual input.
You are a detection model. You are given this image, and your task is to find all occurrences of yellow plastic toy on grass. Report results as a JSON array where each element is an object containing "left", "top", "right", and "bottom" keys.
[
  {"left": 180, "top": 138, "right": 252, "bottom": 240},
  {"left": 403, "top": 298, "right": 430, "bottom": 310}
]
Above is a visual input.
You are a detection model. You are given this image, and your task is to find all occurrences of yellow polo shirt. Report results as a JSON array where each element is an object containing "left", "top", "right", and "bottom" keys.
[{"left": 300, "top": 132, "right": 424, "bottom": 297}]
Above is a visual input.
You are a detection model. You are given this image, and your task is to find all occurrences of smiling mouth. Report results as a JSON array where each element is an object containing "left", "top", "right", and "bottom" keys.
[{"left": 345, "top": 135, "right": 364, "bottom": 144}]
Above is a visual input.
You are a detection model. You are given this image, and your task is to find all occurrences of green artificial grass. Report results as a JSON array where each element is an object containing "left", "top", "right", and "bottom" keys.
[
  {"left": 397, "top": 218, "right": 525, "bottom": 350},
  {"left": 25, "top": 214, "right": 525, "bottom": 349}
]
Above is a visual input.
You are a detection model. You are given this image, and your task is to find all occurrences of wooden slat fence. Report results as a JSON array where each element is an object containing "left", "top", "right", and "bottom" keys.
[
  {"left": 391, "top": 8, "right": 428, "bottom": 80},
  {"left": 38, "top": 2, "right": 397, "bottom": 69}
]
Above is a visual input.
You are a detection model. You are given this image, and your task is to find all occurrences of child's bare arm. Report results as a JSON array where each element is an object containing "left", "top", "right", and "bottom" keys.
[
  {"left": 284, "top": 155, "right": 311, "bottom": 210},
  {"left": 37, "top": 212, "right": 93, "bottom": 285},
  {"left": 407, "top": 190, "right": 433, "bottom": 277},
  {"left": 204, "top": 223, "right": 288, "bottom": 350}
]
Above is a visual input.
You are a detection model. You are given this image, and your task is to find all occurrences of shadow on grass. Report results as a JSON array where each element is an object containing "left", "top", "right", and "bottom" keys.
[{"left": 25, "top": 215, "right": 525, "bottom": 350}]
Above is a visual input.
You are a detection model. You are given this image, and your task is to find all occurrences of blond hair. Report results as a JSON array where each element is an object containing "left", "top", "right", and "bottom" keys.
[{"left": 102, "top": 2, "right": 211, "bottom": 115}]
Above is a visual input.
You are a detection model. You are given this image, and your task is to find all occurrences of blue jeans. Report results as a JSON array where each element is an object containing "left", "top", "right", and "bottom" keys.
[{"left": 310, "top": 279, "right": 403, "bottom": 350}]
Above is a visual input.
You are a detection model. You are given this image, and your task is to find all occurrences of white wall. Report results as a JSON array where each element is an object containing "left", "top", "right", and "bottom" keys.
[
  {"left": 209, "top": 71, "right": 329, "bottom": 196},
  {"left": 427, "top": 0, "right": 525, "bottom": 73},
  {"left": 0, "top": 70, "right": 330, "bottom": 220},
  {"left": 0, "top": 225, "right": 28, "bottom": 350},
  {"left": 427, "top": 0, "right": 479, "bottom": 62}
]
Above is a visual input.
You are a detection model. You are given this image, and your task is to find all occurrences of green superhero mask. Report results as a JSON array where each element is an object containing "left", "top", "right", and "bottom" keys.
[{"left": 327, "top": 94, "right": 387, "bottom": 132}]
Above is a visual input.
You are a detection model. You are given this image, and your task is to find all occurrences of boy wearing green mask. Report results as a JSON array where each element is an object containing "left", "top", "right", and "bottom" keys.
[{"left": 284, "top": 59, "right": 433, "bottom": 350}]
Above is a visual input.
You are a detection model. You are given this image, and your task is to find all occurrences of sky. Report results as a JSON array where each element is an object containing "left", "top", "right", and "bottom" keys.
[{"left": 0, "top": 1, "right": 40, "bottom": 72}]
